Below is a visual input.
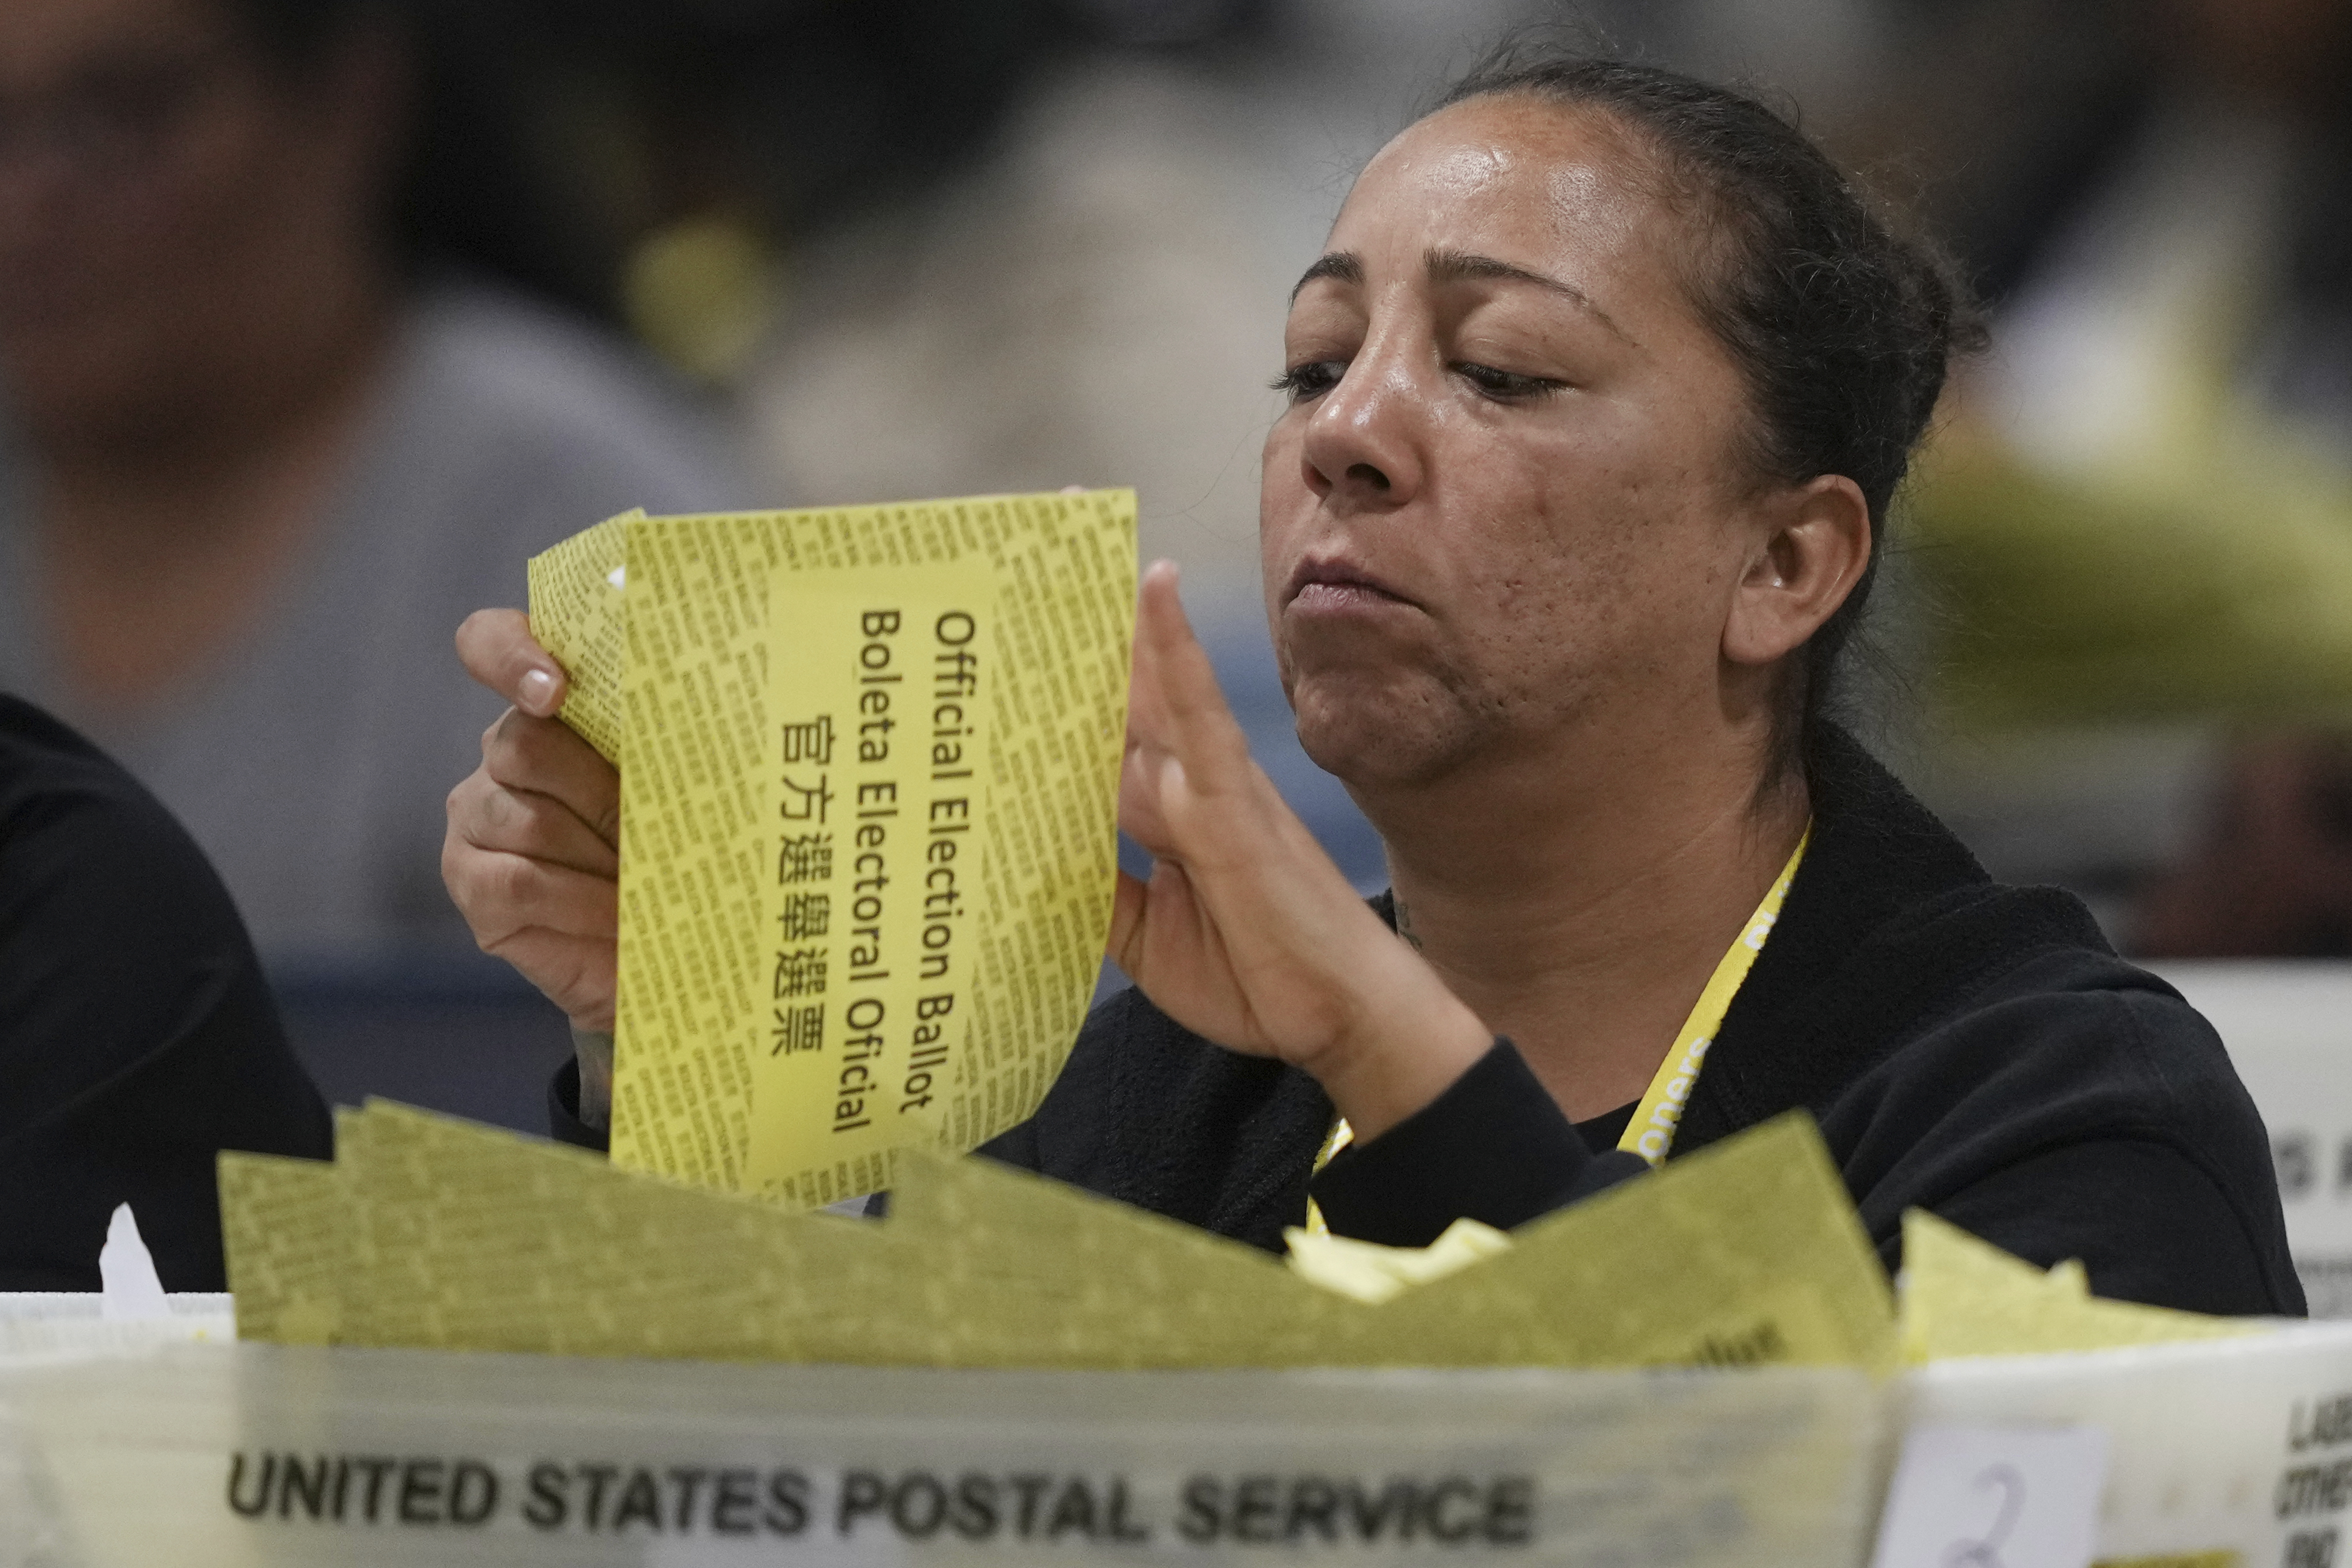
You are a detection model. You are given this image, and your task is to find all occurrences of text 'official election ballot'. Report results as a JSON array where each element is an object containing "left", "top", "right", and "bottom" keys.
[{"left": 525, "top": 492, "right": 1137, "bottom": 1207}]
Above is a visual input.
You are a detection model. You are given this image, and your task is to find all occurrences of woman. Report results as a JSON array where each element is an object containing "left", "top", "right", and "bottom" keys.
[{"left": 444, "top": 48, "right": 2301, "bottom": 1315}]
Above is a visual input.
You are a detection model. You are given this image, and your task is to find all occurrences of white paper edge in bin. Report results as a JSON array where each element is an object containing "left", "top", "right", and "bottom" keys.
[
  {"left": 96, "top": 1204, "right": 169, "bottom": 1321},
  {"left": 1868, "top": 1422, "right": 2109, "bottom": 1568}
]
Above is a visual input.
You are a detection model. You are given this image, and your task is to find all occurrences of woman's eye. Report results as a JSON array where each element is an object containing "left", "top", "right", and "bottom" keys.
[
  {"left": 1271, "top": 361, "right": 1344, "bottom": 401},
  {"left": 1453, "top": 363, "right": 1565, "bottom": 401}
]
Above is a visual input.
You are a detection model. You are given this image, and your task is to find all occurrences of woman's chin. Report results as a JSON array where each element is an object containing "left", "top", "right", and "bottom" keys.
[{"left": 1290, "top": 683, "right": 1476, "bottom": 792}]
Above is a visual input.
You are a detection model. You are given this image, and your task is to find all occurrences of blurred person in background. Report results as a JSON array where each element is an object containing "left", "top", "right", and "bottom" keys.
[
  {"left": 0, "top": 0, "right": 743, "bottom": 971},
  {"left": 1870, "top": 0, "right": 2352, "bottom": 951}
]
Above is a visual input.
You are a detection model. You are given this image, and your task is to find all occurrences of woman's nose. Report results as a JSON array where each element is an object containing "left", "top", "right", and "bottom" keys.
[{"left": 1298, "top": 349, "right": 1428, "bottom": 510}]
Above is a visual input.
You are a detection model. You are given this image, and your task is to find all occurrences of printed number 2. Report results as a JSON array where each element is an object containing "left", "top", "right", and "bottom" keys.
[
  {"left": 1866, "top": 1423, "right": 2106, "bottom": 1568},
  {"left": 1941, "top": 1464, "right": 2024, "bottom": 1568}
]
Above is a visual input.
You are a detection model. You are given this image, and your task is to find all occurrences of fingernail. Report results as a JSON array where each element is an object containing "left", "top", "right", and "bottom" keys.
[{"left": 519, "top": 668, "right": 559, "bottom": 714}]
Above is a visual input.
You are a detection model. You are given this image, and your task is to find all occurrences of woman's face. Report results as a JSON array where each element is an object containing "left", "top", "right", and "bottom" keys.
[{"left": 1260, "top": 95, "right": 1768, "bottom": 792}]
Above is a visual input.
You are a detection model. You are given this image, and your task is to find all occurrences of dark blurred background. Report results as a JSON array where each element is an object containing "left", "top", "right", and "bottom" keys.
[{"left": 3, "top": 0, "right": 2348, "bottom": 1130}]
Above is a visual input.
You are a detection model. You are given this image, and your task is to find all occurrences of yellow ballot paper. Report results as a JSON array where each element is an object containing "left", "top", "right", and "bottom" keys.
[
  {"left": 215, "top": 1149, "right": 349, "bottom": 1346},
  {"left": 1284, "top": 1218, "right": 1516, "bottom": 1305},
  {"left": 1355, "top": 1112, "right": 1899, "bottom": 1373},
  {"left": 524, "top": 508, "right": 632, "bottom": 765},
  {"left": 527, "top": 492, "right": 1136, "bottom": 1206},
  {"left": 1897, "top": 1208, "right": 2259, "bottom": 1363},
  {"left": 223, "top": 1101, "right": 1900, "bottom": 1374}
]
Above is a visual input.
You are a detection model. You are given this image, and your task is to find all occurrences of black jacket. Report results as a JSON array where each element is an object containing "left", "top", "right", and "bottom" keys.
[
  {"left": 0, "top": 696, "right": 333, "bottom": 1289},
  {"left": 978, "top": 728, "right": 2304, "bottom": 1317}
]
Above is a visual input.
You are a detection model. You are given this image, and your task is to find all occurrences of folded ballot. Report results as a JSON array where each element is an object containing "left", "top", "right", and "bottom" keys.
[
  {"left": 1898, "top": 1206, "right": 2259, "bottom": 1363},
  {"left": 527, "top": 492, "right": 1137, "bottom": 1208}
]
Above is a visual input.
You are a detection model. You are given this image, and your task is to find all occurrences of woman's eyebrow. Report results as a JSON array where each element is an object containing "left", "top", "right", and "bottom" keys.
[
  {"left": 1289, "top": 251, "right": 1364, "bottom": 302},
  {"left": 1425, "top": 247, "right": 1636, "bottom": 346},
  {"left": 1288, "top": 248, "right": 1639, "bottom": 348}
]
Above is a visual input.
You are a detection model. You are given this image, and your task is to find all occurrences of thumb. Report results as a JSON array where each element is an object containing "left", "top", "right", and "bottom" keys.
[{"left": 457, "top": 609, "right": 568, "bottom": 717}]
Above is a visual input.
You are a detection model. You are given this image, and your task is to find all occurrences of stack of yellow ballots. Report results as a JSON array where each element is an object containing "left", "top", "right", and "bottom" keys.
[
  {"left": 217, "top": 1101, "right": 2261, "bottom": 1371},
  {"left": 221, "top": 1103, "right": 1900, "bottom": 1370}
]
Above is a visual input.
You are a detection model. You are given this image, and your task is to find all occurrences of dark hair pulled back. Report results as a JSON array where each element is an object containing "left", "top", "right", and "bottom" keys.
[{"left": 1433, "top": 43, "right": 1984, "bottom": 775}]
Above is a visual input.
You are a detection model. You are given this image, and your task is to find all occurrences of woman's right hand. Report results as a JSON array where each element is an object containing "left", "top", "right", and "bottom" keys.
[{"left": 443, "top": 610, "right": 619, "bottom": 1031}]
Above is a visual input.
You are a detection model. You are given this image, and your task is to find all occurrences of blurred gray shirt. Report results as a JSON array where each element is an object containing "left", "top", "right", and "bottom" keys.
[{"left": 0, "top": 276, "right": 750, "bottom": 968}]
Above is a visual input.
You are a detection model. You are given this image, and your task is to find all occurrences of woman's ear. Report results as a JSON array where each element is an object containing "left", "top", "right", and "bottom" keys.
[{"left": 1722, "top": 474, "right": 1872, "bottom": 670}]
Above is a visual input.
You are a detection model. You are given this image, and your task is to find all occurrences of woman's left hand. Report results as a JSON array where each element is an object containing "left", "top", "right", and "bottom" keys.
[{"left": 1109, "top": 562, "right": 1491, "bottom": 1141}]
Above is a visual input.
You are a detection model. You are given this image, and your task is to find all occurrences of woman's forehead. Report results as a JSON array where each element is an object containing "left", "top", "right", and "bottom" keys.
[{"left": 1327, "top": 97, "right": 1662, "bottom": 266}]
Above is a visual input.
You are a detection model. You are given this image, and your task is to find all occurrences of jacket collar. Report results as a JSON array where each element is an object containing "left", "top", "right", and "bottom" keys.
[
  {"left": 1370, "top": 725, "right": 2105, "bottom": 1152},
  {"left": 1674, "top": 723, "right": 2109, "bottom": 1152}
]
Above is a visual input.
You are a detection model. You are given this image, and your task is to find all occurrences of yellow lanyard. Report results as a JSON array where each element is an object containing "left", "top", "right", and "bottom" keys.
[{"left": 1302, "top": 829, "right": 1809, "bottom": 1239}]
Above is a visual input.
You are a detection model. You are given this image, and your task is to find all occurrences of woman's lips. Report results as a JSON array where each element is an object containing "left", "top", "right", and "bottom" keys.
[{"left": 1283, "top": 560, "right": 1417, "bottom": 615}]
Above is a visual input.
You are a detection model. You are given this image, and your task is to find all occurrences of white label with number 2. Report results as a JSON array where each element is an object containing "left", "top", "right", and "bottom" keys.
[{"left": 1869, "top": 1423, "right": 2110, "bottom": 1568}]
